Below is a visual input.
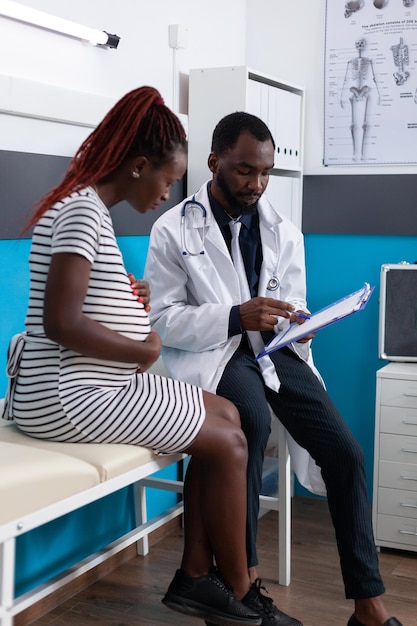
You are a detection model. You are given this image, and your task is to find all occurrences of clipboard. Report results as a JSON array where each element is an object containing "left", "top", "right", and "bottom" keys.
[{"left": 257, "top": 282, "right": 374, "bottom": 359}]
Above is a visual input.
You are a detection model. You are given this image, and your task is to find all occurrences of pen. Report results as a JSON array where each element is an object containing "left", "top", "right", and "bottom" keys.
[{"left": 290, "top": 310, "right": 311, "bottom": 320}]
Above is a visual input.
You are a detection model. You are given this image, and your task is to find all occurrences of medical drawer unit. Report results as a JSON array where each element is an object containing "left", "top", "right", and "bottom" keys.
[{"left": 373, "top": 362, "right": 417, "bottom": 552}]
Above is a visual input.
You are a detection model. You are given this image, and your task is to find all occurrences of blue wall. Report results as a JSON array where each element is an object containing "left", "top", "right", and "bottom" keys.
[
  {"left": 302, "top": 233, "right": 417, "bottom": 497},
  {"left": 2, "top": 232, "right": 417, "bottom": 593}
]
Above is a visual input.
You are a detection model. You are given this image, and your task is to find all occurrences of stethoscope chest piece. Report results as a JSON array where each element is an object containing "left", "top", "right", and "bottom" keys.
[{"left": 267, "top": 277, "right": 279, "bottom": 291}]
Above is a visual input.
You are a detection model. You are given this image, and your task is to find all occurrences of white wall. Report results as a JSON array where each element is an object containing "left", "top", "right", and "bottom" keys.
[
  {"left": 246, "top": 0, "right": 417, "bottom": 176},
  {"left": 0, "top": 0, "right": 247, "bottom": 156},
  {"left": 3, "top": 1, "right": 415, "bottom": 169}
]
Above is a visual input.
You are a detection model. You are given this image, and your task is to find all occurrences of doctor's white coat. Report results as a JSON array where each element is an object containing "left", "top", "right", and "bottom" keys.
[{"left": 144, "top": 181, "right": 326, "bottom": 495}]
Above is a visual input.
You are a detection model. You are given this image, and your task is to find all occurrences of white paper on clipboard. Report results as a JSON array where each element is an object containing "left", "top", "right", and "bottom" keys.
[{"left": 257, "top": 282, "right": 374, "bottom": 359}]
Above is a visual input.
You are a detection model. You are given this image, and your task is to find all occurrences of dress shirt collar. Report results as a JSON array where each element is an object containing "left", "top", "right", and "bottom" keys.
[{"left": 207, "top": 182, "right": 256, "bottom": 232}]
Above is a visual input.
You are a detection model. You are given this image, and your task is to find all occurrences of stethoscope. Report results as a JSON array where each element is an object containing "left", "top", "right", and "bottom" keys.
[
  {"left": 180, "top": 195, "right": 280, "bottom": 291},
  {"left": 181, "top": 195, "right": 207, "bottom": 256},
  {"left": 267, "top": 277, "right": 279, "bottom": 291}
]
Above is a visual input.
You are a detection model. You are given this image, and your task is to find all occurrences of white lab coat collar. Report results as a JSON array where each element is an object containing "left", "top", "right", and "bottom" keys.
[{"left": 189, "top": 181, "right": 286, "bottom": 298}]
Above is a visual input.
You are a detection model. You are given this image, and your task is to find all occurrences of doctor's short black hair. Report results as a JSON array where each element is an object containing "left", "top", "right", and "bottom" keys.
[{"left": 211, "top": 111, "right": 275, "bottom": 155}]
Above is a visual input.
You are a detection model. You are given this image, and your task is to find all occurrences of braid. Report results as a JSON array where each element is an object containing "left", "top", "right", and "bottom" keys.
[{"left": 26, "top": 86, "right": 186, "bottom": 228}]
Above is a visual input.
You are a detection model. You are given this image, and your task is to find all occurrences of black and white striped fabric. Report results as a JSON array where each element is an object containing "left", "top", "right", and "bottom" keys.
[{"left": 11, "top": 188, "right": 205, "bottom": 452}]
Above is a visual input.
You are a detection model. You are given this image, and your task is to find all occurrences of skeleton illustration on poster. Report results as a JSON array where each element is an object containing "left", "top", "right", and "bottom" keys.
[{"left": 324, "top": 0, "right": 417, "bottom": 165}]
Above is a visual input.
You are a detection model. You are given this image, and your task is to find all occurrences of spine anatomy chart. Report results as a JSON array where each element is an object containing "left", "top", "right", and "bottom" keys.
[{"left": 325, "top": 0, "right": 417, "bottom": 164}]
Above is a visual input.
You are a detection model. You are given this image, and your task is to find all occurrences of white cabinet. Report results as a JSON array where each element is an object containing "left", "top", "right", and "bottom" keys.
[
  {"left": 373, "top": 362, "right": 417, "bottom": 552},
  {"left": 187, "top": 66, "right": 304, "bottom": 229}
]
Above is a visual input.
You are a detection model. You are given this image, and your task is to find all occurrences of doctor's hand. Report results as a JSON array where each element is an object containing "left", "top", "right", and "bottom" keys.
[
  {"left": 288, "top": 309, "right": 315, "bottom": 343},
  {"left": 128, "top": 273, "right": 151, "bottom": 312},
  {"left": 287, "top": 308, "right": 315, "bottom": 343},
  {"left": 239, "top": 297, "right": 297, "bottom": 332}
]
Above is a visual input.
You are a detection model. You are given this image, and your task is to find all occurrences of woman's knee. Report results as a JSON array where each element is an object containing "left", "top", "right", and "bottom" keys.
[
  {"left": 223, "top": 425, "right": 248, "bottom": 464},
  {"left": 192, "top": 398, "right": 247, "bottom": 462},
  {"left": 209, "top": 418, "right": 248, "bottom": 462},
  {"left": 203, "top": 391, "right": 241, "bottom": 427}
]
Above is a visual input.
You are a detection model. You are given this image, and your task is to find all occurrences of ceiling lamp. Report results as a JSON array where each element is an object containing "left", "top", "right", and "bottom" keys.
[{"left": 0, "top": 0, "right": 120, "bottom": 48}]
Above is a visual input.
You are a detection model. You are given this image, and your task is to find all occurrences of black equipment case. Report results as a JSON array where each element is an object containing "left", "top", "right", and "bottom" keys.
[{"left": 379, "top": 262, "right": 417, "bottom": 362}]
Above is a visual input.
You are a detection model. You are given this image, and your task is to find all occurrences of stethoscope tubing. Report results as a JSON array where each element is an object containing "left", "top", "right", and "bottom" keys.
[
  {"left": 181, "top": 196, "right": 207, "bottom": 256},
  {"left": 180, "top": 196, "right": 280, "bottom": 290}
]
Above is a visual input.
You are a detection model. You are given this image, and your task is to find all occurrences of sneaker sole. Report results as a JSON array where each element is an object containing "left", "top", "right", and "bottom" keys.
[{"left": 162, "top": 595, "right": 262, "bottom": 626}]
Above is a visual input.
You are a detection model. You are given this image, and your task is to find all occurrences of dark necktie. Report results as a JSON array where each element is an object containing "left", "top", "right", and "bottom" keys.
[{"left": 229, "top": 219, "right": 278, "bottom": 391}]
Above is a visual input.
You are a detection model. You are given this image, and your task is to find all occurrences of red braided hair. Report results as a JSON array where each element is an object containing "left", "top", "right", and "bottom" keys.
[{"left": 26, "top": 86, "right": 187, "bottom": 228}]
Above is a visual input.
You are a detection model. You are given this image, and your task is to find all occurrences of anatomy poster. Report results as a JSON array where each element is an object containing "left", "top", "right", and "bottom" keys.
[{"left": 324, "top": 0, "right": 417, "bottom": 165}]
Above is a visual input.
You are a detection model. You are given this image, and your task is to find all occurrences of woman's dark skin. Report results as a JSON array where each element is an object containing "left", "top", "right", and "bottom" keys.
[{"left": 43, "top": 147, "right": 252, "bottom": 599}]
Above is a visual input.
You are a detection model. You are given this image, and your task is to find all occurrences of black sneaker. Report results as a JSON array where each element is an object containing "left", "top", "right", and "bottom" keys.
[
  {"left": 241, "top": 579, "right": 303, "bottom": 626},
  {"left": 162, "top": 569, "right": 262, "bottom": 626}
]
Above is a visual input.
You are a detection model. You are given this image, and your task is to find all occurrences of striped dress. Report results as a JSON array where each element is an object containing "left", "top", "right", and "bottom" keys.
[{"left": 11, "top": 187, "right": 205, "bottom": 452}]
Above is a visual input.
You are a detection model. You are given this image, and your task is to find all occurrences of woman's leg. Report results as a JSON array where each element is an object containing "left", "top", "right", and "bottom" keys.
[
  {"left": 216, "top": 344, "right": 272, "bottom": 574},
  {"left": 164, "top": 389, "right": 303, "bottom": 626},
  {"left": 182, "top": 391, "right": 251, "bottom": 599}
]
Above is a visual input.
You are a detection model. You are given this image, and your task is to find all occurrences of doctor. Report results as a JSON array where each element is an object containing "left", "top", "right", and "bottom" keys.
[{"left": 144, "top": 112, "right": 401, "bottom": 626}]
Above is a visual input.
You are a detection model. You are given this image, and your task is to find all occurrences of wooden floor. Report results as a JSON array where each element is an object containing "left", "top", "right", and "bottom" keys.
[{"left": 27, "top": 497, "right": 417, "bottom": 626}]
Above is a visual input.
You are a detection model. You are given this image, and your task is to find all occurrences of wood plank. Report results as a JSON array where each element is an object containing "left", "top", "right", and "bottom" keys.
[{"left": 24, "top": 498, "right": 417, "bottom": 626}]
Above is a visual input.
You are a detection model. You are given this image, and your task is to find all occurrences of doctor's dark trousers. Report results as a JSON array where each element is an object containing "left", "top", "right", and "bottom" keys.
[{"left": 216, "top": 338, "right": 385, "bottom": 599}]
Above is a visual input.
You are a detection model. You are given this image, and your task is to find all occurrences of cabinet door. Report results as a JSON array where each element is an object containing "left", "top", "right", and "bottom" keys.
[
  {"left": 380, "top": 406, "right": 417, "bottom": 437},
  {"left": 247, "top": 79, "right": 269, "bottom": 123},
  {"left": 380, "top": 433, "right": 417, "bottom": 464},
  {"left": 379, "top": 460, "right": 417, "bottom": 491},
  {"left": 380, "top": 378, "right": 417, "bottom": 407},
  {"left": 376, "top": 514, "right": 417, "bottom": 549},
  {"left": 247, "top": 82, "right": 302, "bottom": 170},
  {"left": 273, "top": 89, "right": 302, "bottom": 169},
  {"left": 378, "top": 487, "right": 417, "bottom": 519},
  {"left": 265, "top": 175, "right": 301, "bottom": 226}
]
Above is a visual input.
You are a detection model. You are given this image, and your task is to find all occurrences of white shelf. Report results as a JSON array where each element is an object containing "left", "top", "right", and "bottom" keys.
[{"left": 188, "top": 65, "right": 305, "bottom": 229}]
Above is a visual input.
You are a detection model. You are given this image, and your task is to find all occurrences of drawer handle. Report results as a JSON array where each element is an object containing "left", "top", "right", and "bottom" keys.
[
  {"left": 399, "top": 530, "right": 417, "bottom": 536},
  {"left": 401, "top": 448, "right": 417, "bottom": 454},
  {"left": 402, "top": 420, "right": 417, "bottom": 426},
  {"left": 403, "top": 393, "right": 417, "bottom": 398},
  {"left": 400, "top": 475, "right": 417, "bottom": 481},
  {"left": 400, "top": 502, "right": 417, "bottom": 509}
]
